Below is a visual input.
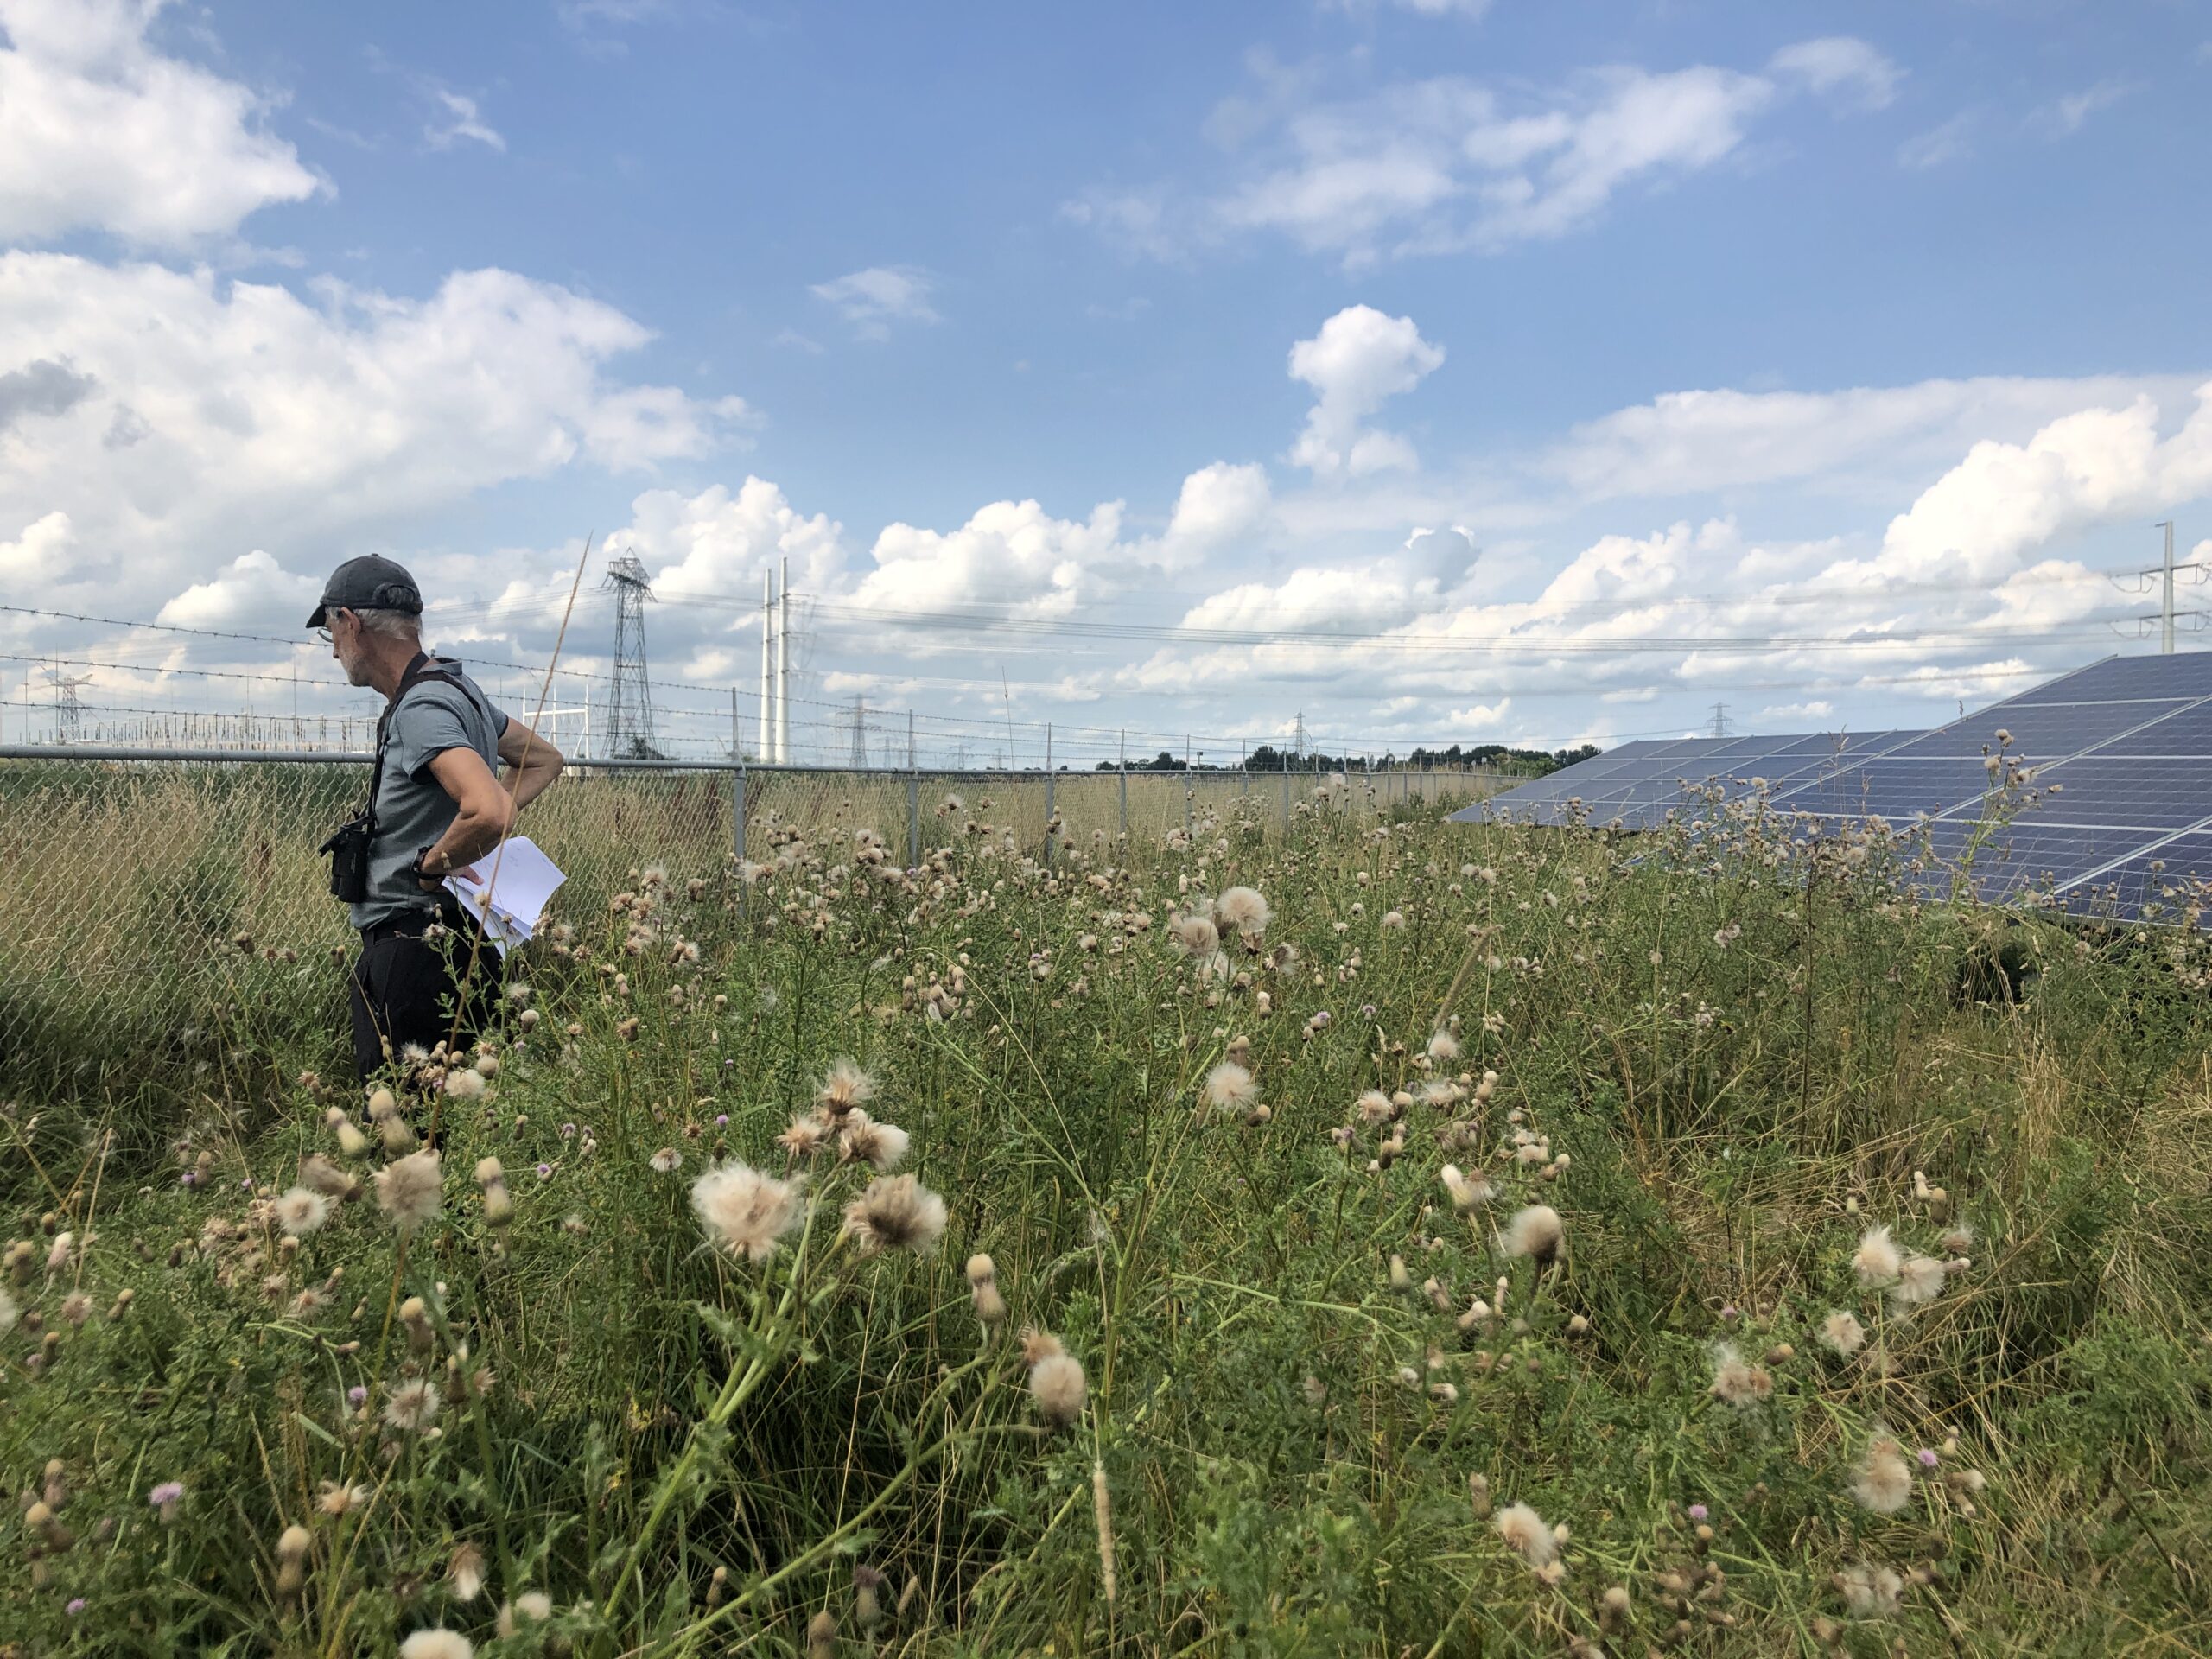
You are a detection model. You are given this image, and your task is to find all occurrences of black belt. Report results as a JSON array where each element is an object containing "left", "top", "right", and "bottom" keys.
[{"left": 361, "top": 900, "right": 471, "bottom": 946}]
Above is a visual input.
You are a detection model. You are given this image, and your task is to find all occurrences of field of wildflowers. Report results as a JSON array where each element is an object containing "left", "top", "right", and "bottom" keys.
[{"left": 4, "top": 775, "right": 2210, "bottom": 1656}]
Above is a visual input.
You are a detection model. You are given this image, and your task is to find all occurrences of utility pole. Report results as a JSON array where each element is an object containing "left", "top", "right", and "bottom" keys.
[
  {"left": 601, "top": 554, "right": 658, "bottom": 757},
  {"left": 2116, "top": 522, "right": 2206, "bottom": 650},
  {"left": 2160, "top": 520, "right": 2177, "bottom": 654},
  {"left": 778, "top": 553, "right": 791, "bottom": 763},
  {"left": 849, "top": 695, "right": 868, "bottom": 768},
  {"left": 760, "top": 568, "right": 774, "bottom": 764},
  {"left": 1708, "top": 702, "right": 1731, "bottom": 739}
]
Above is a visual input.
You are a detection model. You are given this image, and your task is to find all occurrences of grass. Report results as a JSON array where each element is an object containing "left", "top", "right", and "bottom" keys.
[{"left": 3, "top": 773, "right": 2210, "bottom": 1656}]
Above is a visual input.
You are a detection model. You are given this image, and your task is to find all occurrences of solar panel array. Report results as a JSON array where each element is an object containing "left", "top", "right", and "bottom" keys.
[
  {"left": 1453, "top": 653, "right": 2212, "bottom": 924},
  {"left": 1450, "top": 729, "right": 1923, "bottom": 830}
]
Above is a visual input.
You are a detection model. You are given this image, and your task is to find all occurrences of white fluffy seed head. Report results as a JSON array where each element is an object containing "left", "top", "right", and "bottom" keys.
[
  {"left": 1891, "top": 1252, "right": 1948, "bottom": 1311},
  {"left": 1214, "top": 886, "right": 1270, "bottom": 938},
  {"left": 1850, "top": 1432, "right": 1915, "bottom": 1514},
  {"left": 1500, "top": 1205, "right": 1564, "bottom": 1267},
  {"left": 1853, "top": 1224, "right": 1903, "bottom": 1287},
  {"left": 1818, "top": 1310, "right": 1866, "bottom": 1356},
  {"left": 1203, "top": 1061, "right": 1258, "bottom": 1113},
  {"left": 1029, "top": 1351, "right": 1088, "bottom": 1426},
  {"left": 1495, "top": 1502, "right": 1558, "bottom": 1569},
  {"left": 690, "top": 1162, "right": 805, "bottom": 1263},
  {"left": 841, "top": 1174, "right": 949, "bottom": 1256},
  {"left": 273, "top": 1186, "right": 332, "bottom": 1238},
  {"left": 373, "top": 1150, "right": 442, "bottom": 1232}
]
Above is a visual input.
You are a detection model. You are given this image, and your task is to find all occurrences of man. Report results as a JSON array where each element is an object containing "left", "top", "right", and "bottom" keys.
[{"left": 309, "top": 555, "right": 565, "bottom": 1081}]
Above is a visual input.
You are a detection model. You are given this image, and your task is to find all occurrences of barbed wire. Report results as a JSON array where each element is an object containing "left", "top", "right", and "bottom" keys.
[{"left": 0, "top": 600, "right": 2086, "bottom": 760}]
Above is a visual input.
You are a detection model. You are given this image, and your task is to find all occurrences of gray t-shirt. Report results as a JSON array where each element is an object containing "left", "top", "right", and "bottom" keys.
[{"left": 352, "top": 662, "right": 509, "bottom": 931}]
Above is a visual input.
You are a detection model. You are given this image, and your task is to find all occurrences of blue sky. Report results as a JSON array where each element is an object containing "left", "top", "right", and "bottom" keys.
[{"left": 4, "top": 0, "right": 2211, "bottom": 762}]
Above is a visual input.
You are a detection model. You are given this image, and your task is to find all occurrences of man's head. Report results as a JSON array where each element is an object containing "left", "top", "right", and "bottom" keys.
[{"left": 309, "top": 556, "right": 423, "bottom": 687}]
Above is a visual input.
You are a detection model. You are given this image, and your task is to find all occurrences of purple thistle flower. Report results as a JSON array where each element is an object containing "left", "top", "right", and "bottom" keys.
[
  {"left": 715, "top": 1113, "right": 729, "bottom": 1127},
  {"left": 1687, "top": 1503, "right": 1708, "bottom": 1522},
  {"left": 346, "top": 1386, "right": 367, "bottom": 1406},
  {"left": 148, "top": 1482, "right": 183, "bottom": 1508},
  {"left": 559, "top": 1122, "right": 577, "bottom": 1139},
  {"left": 537, "top": 1162, "right": 553, "bottom": 1179},
  {"left": 66, "top": 1599, "right": 86, "bottom": 1616},
  {"left": 1917, "top": 1447, "right": 1940, "bottom": 1468}
]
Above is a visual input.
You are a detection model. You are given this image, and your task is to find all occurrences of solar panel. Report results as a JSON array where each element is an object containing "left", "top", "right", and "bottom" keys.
[
  {"left": 1452, "top": 728, "right": 1923, "bottom": 829},
  {"left": 2061, "top": 829, "right": 2212, "bottom": 922},
  {"left": 1761, "top": 652, "right": 2212, "bottom": 923},
  {"left": 2001, "top": 653, "right": 2212, "bottom": 705},
  {"left": 1448, "top": 652, "right": 2212, "bottom": 925}
]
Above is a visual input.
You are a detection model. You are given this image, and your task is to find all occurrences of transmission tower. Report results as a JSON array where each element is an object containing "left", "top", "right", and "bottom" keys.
[
  {"left": 601, "top": 555, "right": 658, "bottom": 758},
  {"left": 1708, "top": 702, "right": 1731, "bottom": 739},
  {"left": 1290, "top": 709, "right": 1308, "bottom": 761},
  {"left": 849, "top": 695, "right": 868, "bottom": 768},
  {"left": 45, "top": 666, "right": 91, "bottom": 744}
]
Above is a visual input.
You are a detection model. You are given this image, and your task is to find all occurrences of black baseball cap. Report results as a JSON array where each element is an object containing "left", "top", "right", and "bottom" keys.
[{"left": 308, "top": 556, "right": 423, "bottom": 629}]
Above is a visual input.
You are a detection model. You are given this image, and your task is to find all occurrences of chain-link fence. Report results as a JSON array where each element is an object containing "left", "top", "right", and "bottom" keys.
[{"left": 0, "top": 747, "right": 1497, "bottom": 1103}]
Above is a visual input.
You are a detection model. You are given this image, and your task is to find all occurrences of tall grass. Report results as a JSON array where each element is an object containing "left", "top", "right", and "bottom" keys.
[{"left": 3, "top": 779, "right": 2209, "bottom": 1656}]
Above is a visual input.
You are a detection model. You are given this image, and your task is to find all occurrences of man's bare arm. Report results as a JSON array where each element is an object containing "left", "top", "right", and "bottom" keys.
[
  {"left": 419, "top": 747, "right": 518, "bottom": 885},
  {"left": 495, "top": 717, "right": 565, "bottom": 810}
]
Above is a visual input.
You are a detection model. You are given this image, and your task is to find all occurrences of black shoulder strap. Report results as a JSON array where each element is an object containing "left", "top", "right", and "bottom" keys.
[{"left": 363, "top": 653, "right": 475, "bottom": 825}]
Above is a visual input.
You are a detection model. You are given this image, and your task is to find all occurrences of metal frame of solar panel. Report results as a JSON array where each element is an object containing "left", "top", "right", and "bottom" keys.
[
  {"left": 1755, "top": 653, "right": 2212, "bottom": 925},
  {"left": 1452, "top": 729, "right": 1922, "bottom": 830}
]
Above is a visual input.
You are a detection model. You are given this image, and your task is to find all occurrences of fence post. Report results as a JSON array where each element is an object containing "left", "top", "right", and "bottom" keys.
[
  {"left": 1044, "top": 722, "right": 1056, "bottom": 866},
  {"left": 1117, "top": 730, "right": 1128, "bottom": 840},
  {"left": 1281, "top": 766, "right": 1290, "bottom": 837},
  {"left": 730, "top": 685, "right": 745, "bottom": 880},
  {"left": 1184, "top": 734, "right": 1192, "bottom": 838},
  {"left": 734, "top": 761, "right": 748, "bottom": 918},
  {"left": 906, "top": 710, "right": 919, "bottom": 869}
]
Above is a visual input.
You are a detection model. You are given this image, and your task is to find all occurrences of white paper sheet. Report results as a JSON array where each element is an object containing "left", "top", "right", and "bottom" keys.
[{"left": 442, "top": 836, "right": 565, "bottom": 957}]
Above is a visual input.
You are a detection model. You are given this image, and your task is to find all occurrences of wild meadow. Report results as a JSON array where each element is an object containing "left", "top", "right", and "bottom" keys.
[{"left": 4, "top": 773, "right": 2211, "bottom": 1656}]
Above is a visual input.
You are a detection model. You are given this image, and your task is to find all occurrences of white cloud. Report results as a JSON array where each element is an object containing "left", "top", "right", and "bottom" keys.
[
  {"left": 1541, "top": 373, "right": 2202, "bottom": 502},
  {"left": 0, "top": 506, "right": 69, "bottom": 585},
  {"left": 1897, "top": 111, "right": 1976, "bottom": 170},
  {"left": 425, "top": 88, "right": 505, "bottom": 153},
  {"left": 1326, "top": 0, "right": 1493, "bottom": 16},
  {"left": 1081, "top": 39, "right": 1897, "bottom": 266},
  {"left": 854, "top": 499, "right": 1130, "bottom": 618},
  {"left": 809, "top": 265, "right": 940, "bottom": 340},
  {"left": 1866, "top": 387, "right": 2212, "bottom": 582},
  {"left": 2046, "top": 79, "right": 2132, "bottom": 137},
  {"left": 1166, "top": 461, "right": 1272, "bottom": 555},
  {"left": 1768, "top": 37, "right": 1902, "bottom": 111},
  {"left": 0, "top": 254, "right": 752, "bottom": 601},
  {"left": 1058, "top": 192, "right": 1183, "bottom": 263},
  {"left": 156, "top": 548, "right": 319, "bottom": 629},
  {"left": 608, "top": 477, "right": 845, "bottom": 605},
  {"left": 1288, "top": 304, "right": 1443, "bottom": 476},
  {"left": 0, "top": 0, "right": 321, "bottom": 247}
]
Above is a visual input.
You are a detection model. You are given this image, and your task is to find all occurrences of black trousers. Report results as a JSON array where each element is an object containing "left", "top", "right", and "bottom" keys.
[{"left": 347, "top": 909, "right": 505, "bottom": 1082}]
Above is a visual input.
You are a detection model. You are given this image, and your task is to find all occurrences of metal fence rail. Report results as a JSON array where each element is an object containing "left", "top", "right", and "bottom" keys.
[{"left": 0, "top": 749, "right": 1497, "bottom": 1103}]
